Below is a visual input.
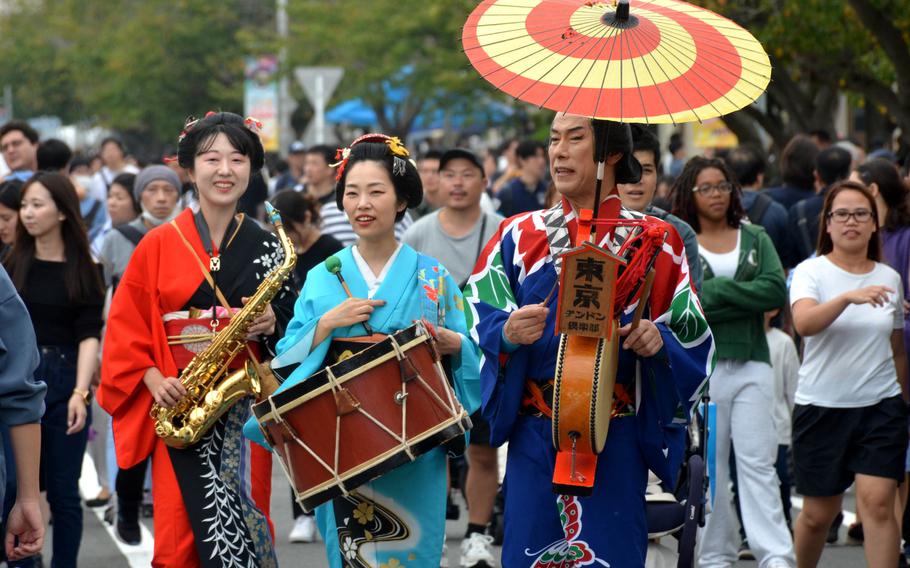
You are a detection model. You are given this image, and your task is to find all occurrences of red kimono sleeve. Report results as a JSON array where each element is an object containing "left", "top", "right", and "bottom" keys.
[{"left": 98, "top": 234, "right": 181, "bottom": 469}]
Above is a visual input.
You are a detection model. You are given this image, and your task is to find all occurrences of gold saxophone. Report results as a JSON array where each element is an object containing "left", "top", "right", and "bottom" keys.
[{"left": 152, "top": 202, "right": 297, "bottom": 448}]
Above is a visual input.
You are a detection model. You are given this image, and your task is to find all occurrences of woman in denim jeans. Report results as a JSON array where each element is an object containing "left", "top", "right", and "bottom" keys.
[{"left": 4, "top": 172, "right": 104, "bottom": 567}]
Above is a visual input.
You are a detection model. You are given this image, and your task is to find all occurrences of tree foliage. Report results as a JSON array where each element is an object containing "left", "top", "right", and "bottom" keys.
[
  {"left": 286, "top": 0, "right": 504, "bottom": 137},
  {"left": 0, "top": 0, "right": 272, "bottom": 155},
  {"left": 701, "top": 0, "right": 910, "bottom": 151}
]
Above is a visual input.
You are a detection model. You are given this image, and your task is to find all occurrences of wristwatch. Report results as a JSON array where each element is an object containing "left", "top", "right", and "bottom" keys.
[{"left": 72, "top": 388, "right": 91, "bottom": 406}]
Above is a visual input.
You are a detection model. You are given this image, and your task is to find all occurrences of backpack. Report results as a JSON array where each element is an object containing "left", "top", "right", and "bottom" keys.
[
  {"left": 114, "top": 224, "right": 145, "bottom": 248},
  {"left": 747, "top": 191, "right": 773, "bottom": 226},
  {"left": 794, "top": 199, "right": 814, "bottom": 261},
  {"left": 110, "top": 225, "right": 145, "bottom": 291},
  {"left": 84, "top": 199, "right": 102, "bottom": 229}
]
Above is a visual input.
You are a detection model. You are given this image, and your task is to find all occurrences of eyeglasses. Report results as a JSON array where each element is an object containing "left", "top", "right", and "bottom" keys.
[
  {"left": 691, "top": 182, "right": 733, "bottom": 196},
  {"left": 827, "top": 208, "right": 872, "bottom": 223}
]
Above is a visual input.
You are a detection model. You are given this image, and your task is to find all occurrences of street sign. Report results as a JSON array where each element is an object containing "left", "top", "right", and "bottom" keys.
[{"left": 295, "top": 67, "right": 344, "bottom": 144}]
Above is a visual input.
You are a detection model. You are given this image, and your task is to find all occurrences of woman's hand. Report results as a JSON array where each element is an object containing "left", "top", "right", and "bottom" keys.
[
  {"left": 435, "top": 328, "right": 462, "bottom": 356},
  {"left": 321, "top": 298, "right": 386, "bottom": 331},
  {"left": 66, "top": 395, "right": 88, "bottom": 435},
  {"left": 244, "top": 297, "right": 276, "bottom": 338},
  {"left": 144, "top": 369, "right": 187, "bottom": 409},
  {"left": 619, "top": 320, "right": 664, "bottom": 357},
  {"left": 503, "top": 305, "right": 549, "bottom": 345},
  {"left": 841, "top": 285, "right": 894, "bottom": 308}
]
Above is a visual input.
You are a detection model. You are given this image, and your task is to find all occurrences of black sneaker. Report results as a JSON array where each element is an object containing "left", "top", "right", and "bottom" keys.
[{"left": 827, "top": 512, "right": 843, "bottom": 544}]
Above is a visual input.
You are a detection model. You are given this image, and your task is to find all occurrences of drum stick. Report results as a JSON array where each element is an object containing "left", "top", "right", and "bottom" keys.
[
  {"left": 630, "top": 270, "right": 656, "bottom": 331},
  {"left": 325, "top": 256, "right": 374, "bottom": 336},
  {"left": 540, "top": 281, "right": 559, "bottom": 307}
]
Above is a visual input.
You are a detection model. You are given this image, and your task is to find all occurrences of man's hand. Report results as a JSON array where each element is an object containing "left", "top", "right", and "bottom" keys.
[
  {"left": 435, "top": 328, "right": 463, "bottom": 356},
  {"left": 5, "top": 499, "right": 44, "bottom": 561},
  {"left": 619, "top": 320, "right": 663, "bottom": 357},
  {"left": 504, "top": 305, "right": 549, "bottom": 345}
]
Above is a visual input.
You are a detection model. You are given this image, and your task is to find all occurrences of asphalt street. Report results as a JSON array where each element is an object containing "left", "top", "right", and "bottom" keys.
[{"left": 19, "top": 455, "right": 869, "bottom": 567}]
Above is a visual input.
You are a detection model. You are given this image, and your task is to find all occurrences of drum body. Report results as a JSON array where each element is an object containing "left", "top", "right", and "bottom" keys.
[{"left": 253, "top": 322, "right": 471, "bottom": 512}]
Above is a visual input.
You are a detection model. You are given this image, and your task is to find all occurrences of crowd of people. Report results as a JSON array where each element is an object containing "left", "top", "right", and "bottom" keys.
[{"left": 0, "top": 110, "right": 907, "bottom": 568}]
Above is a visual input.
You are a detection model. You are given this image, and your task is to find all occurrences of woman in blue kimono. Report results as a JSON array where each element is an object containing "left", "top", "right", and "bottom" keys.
[{"left": 245, "top": 134, "right": 480, "bottom": 568}]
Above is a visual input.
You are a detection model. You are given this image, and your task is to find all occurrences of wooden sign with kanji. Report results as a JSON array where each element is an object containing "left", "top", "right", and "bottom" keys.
[{"left": 555, "top": 242, "right": 625, "bottom": 338}]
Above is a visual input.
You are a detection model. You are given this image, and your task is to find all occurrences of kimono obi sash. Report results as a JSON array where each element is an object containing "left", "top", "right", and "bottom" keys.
[{"left": 163, "top": 307, "right": 261, "bottom": 371}]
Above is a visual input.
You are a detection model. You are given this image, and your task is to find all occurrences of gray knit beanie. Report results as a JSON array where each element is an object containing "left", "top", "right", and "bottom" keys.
[{"left": 134, "top": 165, "right": 181, "bottom": 203}]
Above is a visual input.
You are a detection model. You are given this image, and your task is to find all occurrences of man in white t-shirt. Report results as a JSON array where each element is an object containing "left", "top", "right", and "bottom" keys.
[{"left": 403, "top": 149, "right": 503, "bottom": 567}]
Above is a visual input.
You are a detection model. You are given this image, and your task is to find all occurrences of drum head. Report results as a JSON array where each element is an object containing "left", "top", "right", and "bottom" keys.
[{"left": 591, "top": 326, "right": 619, "bottom": 452}]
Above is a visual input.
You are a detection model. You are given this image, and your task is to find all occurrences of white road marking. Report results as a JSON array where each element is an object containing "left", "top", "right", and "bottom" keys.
[{"left": 80, "top": 454, "right": 154, "bottom": 567}]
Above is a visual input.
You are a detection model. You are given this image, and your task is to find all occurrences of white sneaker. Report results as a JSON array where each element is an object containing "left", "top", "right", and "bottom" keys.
[
  {"left": 288, "top": 515, "right": 317, "bottom": 543},
  {"left": 441, "top": 542, "right": 450, "bottom": 567},
  {"left": 460, "top": 533, "right": 496, "bottom": 567}
]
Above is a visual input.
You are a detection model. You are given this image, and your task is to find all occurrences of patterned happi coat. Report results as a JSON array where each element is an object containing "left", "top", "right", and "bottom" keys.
[{"left": 465, "top": 195, "right": 715, "bottom": 567}]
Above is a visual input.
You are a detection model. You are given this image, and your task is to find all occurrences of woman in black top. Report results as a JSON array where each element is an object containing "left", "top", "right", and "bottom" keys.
[
  {"left": 4, "top": 172, "right": 104, "bottom": 566},
  {"left": 271, "top": 189, "right": 344, "bottom": 289},
  {"left": 268, "top": 188, "right": 343, "bottom": 542}
]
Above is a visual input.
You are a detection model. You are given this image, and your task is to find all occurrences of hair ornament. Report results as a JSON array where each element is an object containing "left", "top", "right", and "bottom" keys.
[
  {"left": 331, "top": 133, "right": 411, "bottom": 181},
  {"left": 177, "top": 111, "right": 263, "bottom": 143},
  {"left": 392, "top": 156, "right": 407, "bottom": 177}
]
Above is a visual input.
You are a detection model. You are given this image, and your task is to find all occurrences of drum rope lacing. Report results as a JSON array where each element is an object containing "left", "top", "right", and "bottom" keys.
[{"left": 266, "top": 325, "right": 468, "bottom": 502}]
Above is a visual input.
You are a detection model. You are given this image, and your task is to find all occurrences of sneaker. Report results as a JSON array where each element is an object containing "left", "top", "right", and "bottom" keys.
[
  {"left": 460, "top": 533, "right": 496, "bottom": 568},
  {"left": 827, "top": 511, "right": 843, "bottom": 544},
  {"left": 737, "top": 540, "right": 755, "bottom": 561},
  {"left": 85, "top": 488, "right": 112, "bottom": 508},
  {"left": 289, "top": 515, "right": 317, "bottom": 543},
  {"left": 441, "top": 542, "right": 450, "bottom": 568},
  {"left": 765, "top": 560, "right": 791, "bottom": 568},
  {"left": 846, "top": 521, "right": 864, "bottom": 545}
]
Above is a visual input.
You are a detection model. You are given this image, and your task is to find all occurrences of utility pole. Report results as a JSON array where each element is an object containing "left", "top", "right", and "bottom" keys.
[{"left": 277, "top": 0, "right": 294, "bottom": 157}]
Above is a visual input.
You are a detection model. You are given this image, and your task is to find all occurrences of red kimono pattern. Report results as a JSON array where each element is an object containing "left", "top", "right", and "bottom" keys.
[{"left": 99, "top": 209, "right": 295, "bottom": 567}]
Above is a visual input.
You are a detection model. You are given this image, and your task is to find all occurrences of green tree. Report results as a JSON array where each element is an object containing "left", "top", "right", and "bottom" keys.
[
  {"left": 702, "top": 0, "right": 910, "bottom": 151},
  {"left": 0, "top": 0, "right": 272, "bottom": 155},
  {"left": 287, "top": 0, "right": 503, "bottom": 138}
]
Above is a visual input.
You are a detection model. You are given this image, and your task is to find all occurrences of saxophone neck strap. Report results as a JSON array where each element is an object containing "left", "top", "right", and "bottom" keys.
[
  {"left": 169, "top": 219, "right": 265, "bottom": 369},
  {"left": 169, "top": 219, "right": 233, "bottom": 313}
]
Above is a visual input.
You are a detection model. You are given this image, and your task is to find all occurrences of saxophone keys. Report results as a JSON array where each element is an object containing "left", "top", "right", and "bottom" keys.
[{"left": 204, "top": 390, "right": 223, "bottom": 409}]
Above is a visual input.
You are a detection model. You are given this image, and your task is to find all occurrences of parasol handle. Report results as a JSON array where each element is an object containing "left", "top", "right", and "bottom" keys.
[
  {"left": 590, "top": 120, "right": 612, "bottom": 241},
  {"left": 617, "top": 0, "right": 630, "bottom": 21}
]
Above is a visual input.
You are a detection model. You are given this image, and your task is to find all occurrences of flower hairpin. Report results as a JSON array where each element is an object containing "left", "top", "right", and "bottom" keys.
[
  {"left": 331, "top": 134, "right": 411, "bottom": 181},
  {"left": 243, "top": 117, "right": 264, "bottom": 134},
  {"left": 177, "top": 111, "right": 263, "bottom": 143}
]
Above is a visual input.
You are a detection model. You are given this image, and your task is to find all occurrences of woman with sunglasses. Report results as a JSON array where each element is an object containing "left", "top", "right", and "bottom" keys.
[
  {"left": 790, "top": 180, "right": 908, "bottom": 568},
  {"left": 671, "top": 157, "right": 793, "bottom": 568}
]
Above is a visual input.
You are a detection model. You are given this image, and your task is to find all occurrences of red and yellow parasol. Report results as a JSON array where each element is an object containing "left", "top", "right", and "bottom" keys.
[{"left": 462, "top": 0, "right": 771, "bottom": 124}]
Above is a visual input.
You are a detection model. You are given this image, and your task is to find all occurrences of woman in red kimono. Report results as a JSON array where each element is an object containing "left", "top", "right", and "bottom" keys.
[{"left": 99, "top": 112, "right": 296, "bottom": 568}]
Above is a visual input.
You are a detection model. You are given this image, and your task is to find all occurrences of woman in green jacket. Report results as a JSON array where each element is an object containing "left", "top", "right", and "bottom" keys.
[{"left": 672, "top": 157, "right": 794, "bottom": 568}]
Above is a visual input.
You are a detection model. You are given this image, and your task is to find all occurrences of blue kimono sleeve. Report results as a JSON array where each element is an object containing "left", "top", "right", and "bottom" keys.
[
  {"left": 439, "top": 271, "right": 481, "bottom": 416},
  {"left": 638, "top": 251, "right": 715, "bottom": 485},
  {"left": 463, "top": 226, "right": 529, "bottom": 446},
  {"left": 242, "top": 274, "right": 342, "bottom": 447}
]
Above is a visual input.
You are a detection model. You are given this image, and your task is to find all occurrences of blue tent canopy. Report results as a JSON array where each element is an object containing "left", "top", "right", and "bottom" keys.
[{"left": 325, "top": 97, "right": 515, "bottom": 132}]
